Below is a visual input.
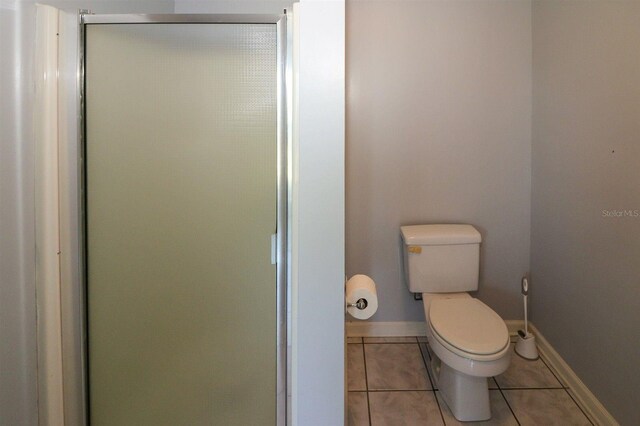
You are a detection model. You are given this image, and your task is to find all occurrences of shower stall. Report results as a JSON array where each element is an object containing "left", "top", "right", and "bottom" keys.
[
  {"left": 27, "top": 3, "right": 343, "bottom": 424},
  {"left": 6, "top": 0, "right": 345, "bottom": 425},
  {"left": 79, "top": 13, "right": 289, "bottom": 425}
]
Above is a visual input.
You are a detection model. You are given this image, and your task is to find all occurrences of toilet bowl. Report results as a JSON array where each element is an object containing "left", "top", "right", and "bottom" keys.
[
  {"left": 400, "top": 224, "right": 511, "bottom": 422},
  {"left": 423, "top": 293, "right": 510, "bottom": 421}
]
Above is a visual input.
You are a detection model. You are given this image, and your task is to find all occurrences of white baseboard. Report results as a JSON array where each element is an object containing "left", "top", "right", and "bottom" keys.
[
  {"left": 346, "top": 321, "right": 427, "bottom": 337},
  {"left": 504, "top": 319, "right": 524, "bottom": 336},
  {"left": 346, "top": 320, "right": 523, "bottom": 338},
  {"left": 346, "top": 320, "right": 617, "bottom": 425}
]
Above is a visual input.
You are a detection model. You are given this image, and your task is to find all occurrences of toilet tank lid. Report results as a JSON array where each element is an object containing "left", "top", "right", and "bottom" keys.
[{"left": 401, "top": 224, "right": 481, "bottom": 245}]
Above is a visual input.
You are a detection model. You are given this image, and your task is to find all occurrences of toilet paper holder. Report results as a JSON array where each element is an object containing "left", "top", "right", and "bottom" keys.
[
  {"left": 345, "top": 274, "right": 378, "bottom": 320},
  {"left": 347, "top": 298, "right": 368, "bottom": 310}
]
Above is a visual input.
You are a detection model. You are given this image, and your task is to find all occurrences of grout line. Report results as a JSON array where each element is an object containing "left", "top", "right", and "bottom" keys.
[
  {"left": 538, "top": 354, "right": 567, "bottom": 389},
  {"left": 489, "top": 377, "right": 499, "bottom": 390},
  {"left": 367, "top": 388, "right": 434, "bottom": 392},
  {"left": 495, "top": 372, "right": 522, "bottom": 426},
  {"left": 432, "top": 390, "right": 447, "bottom": 425},
  {"left": 418, "top": 343, "right": 446, "bottom": 425},
  {"left": 563, "top": 388, "right": 595, "bottom": 426},
  {"left": 417, "top": 343, "right": 436, "bottom": 391},
  {"left": 420, "top": 343, "right": 438, "bottom": 391},
  {"left": 431, "top": 389, "right": 446, "bottom": 425},
  {"left": 361, "top": 344, "right": 372, "bottom": 426},
  {"left": 497, "top": 388, "right": 521, "bottom": 426}
]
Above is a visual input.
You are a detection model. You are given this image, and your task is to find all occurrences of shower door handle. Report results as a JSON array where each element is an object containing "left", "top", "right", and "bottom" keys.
[{"left": 271, "top": 233, "right": 277, "bottom": 265}]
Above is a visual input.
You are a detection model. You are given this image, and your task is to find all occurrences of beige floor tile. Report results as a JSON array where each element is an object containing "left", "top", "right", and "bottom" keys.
[
  {"left": 348, "top": 392, "right": 369, "bottom": 426},
  {"left": 495, "top": 344, "right": 562, "bottom": 389},
  {"left": 437, "top": 390, "right": 517, "bottom": 425},
  {"left": 369, "top": 391, "right": 443, "bottom": 425},
  {"left": 503, "top": 389, "right": 591, "bottom": 425},
  {"left": 347, "top": 337, "right": 363, "bottom": 344},
  {"left": 417, "top": 336, "right": 429, "bottom": 343},
  {"left": 348, "top": 344, "right": 367, "bottom": 391},
  {"left": 364, "top": 336, "right": 418, "bottom": 343},
  {"left": 366, "top": 344, "right": 431, "bottom": 390}
]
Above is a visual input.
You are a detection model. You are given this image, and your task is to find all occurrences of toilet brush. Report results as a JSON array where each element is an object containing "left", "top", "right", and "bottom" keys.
[{"left": 514, "top": 276, "right": 539, "bottom": 360}]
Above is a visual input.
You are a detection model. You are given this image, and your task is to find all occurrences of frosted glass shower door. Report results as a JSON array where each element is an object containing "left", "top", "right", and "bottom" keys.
[{"left": 84, "top": 22, "right": 279, "bottom": 425}]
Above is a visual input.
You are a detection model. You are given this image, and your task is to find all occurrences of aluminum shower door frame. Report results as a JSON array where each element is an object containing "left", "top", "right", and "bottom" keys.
[{"left": 77, "top": 12, "right": 290, "bottom": 425}]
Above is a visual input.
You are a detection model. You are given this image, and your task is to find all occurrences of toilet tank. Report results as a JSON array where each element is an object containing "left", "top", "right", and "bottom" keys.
[{"left": 401, "top": 224, "right": 481, "bottom": 294}]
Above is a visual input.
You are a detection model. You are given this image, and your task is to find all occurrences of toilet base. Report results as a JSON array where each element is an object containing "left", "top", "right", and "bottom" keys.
[{"left": 432, "top": 357, "right": 491, "bottom": 422}]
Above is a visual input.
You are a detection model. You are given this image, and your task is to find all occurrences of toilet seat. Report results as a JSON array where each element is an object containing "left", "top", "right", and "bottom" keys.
[{"left": 429, "top": 298, "right": 509, "bottom": 361}]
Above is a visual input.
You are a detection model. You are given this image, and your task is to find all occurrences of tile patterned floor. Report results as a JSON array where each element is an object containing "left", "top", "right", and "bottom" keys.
[{"left": 347, "top": 337, "right": 594, "bottom": 426}]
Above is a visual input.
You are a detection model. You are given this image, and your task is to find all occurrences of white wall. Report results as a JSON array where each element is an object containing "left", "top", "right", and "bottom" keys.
[
  {"left": 532, "top": 2, "right": 640, "bottom": 424},
  {"left": 1, "top": 2, "right": 38, "bottom": 424},
  {"left": 346, "top": 0, "right": 532, "bottom": 322},
  {"left": 293, "top": 1, "right": 345, "bottom": 424}
]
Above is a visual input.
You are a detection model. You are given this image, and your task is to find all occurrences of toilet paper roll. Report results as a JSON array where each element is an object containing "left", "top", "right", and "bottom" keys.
[{"left": 346, "top": 274, "right": 378, "bottom": 320}]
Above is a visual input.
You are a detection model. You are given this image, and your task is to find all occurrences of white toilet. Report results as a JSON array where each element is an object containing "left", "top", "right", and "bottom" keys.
[{"left": 401, "top": 224, "right": 511, "bottom": 422}]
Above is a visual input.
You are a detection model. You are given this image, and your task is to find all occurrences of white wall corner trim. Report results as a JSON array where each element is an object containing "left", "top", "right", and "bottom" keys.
[{"left": 34, "top": 4, "right": 65, "bottom": 426}]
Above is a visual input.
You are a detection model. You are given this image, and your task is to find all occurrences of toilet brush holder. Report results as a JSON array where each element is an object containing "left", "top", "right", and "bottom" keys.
[
  {"left": 514, "top": 330, "right": 539, "bottom": 360},
  {"left": 515, "top": 276, "right": 539, "bottom": 360}
]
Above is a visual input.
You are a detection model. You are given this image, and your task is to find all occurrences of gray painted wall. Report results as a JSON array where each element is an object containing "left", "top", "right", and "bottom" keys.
[
  {"left": 532, "top": 2, "right": 640, "bottom": 425},
  {"left": 346, "top": 0, "right": 532, "bottom": 322}
]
